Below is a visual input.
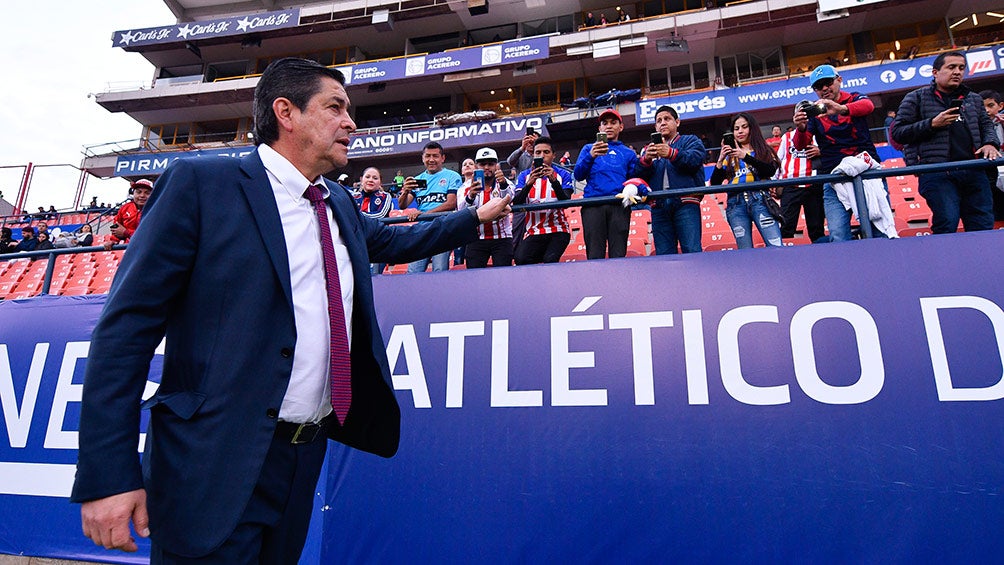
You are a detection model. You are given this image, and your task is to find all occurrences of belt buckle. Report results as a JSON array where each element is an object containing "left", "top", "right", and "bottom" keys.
[{"left": 290, "top": 422, "right": 320, "bottom": 445}]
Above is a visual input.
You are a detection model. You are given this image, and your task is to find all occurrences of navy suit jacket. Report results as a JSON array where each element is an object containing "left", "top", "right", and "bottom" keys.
[{"left": 70, "top": 150, "right": 479, "bottom": 556}]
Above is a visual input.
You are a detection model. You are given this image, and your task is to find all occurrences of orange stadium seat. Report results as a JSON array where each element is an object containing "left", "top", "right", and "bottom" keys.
[
  {"left": 703, "top": 241, "right": 738, "bottom": 252},
  {"left": 896, "top": 199, "right": 932, "bottom": 223},
  {"left": 0, "top": 281, "right": 18, "bottom": 298},
  {"left": 702, "top": 231, "right": 732, "bottom": 248},
  {"left": 12, "top": 278, "right": 44, "bottom": 298},
  {"left": 782, "top": 236, "right": 811, "bottom": 246},
  {"left": 630, "top": 208, "right": 651, "bottom": 225},
  {"left": 626, "top": 237, "right": 648, "bottom": 257},
  {"left": 90, "top": 274, "right": 116, "bottom": 294}
]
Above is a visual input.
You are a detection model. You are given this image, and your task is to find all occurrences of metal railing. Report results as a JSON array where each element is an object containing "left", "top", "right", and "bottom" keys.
[
  {"left": 2, "top": 157, "right": 1000, "bottom": 299},
  {"left": 381, "top": 157, "right": 1004, "bottom": 241}
]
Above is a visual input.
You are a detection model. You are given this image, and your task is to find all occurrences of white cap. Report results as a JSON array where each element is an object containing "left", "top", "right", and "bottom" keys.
[{"left": 475, "top": 147, "right": 498, "bottom": 162}]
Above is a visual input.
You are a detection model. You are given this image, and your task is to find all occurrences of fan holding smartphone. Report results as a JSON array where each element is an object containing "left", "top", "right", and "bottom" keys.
[
  {"left": 891, "top": 51, "right": 1001, "bottom": 235},
  {"left": 457, "top": 147, "right": 516, "bottom": 269},
  {"left": 572, "top": 109, "right": 640, "bottom": 260},
  {"left": 513, "top": 136, "right": 576, "bottom": 264},
  {"left": 636, "top": 104, "right": 708, "bottom": 255}
]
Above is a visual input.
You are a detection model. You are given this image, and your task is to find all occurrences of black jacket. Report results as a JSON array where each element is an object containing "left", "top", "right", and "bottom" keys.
[{"left": 892, "top": 82, "right": 998, "bottom": 165}]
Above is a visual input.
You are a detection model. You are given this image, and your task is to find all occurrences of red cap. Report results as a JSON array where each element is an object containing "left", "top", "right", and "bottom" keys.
[
  {"left": 598, "top": 109, "right": 622, "bottom": 123},
  {"left": 130, "top": 179, "right": 154, "bottom": 190}
]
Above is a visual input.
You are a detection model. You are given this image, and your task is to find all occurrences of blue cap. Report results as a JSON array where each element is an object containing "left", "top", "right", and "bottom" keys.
[{"left": 808, "top": 64, "right": 838, "bottom": 87}]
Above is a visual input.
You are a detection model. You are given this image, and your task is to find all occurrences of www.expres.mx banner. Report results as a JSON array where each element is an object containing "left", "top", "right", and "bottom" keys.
[
  {"left": 2, "top": 232, "right": 1004, "bottom": 562},
  {"left": 636, "top": 44, "right": 1004, "bottom": 124}
]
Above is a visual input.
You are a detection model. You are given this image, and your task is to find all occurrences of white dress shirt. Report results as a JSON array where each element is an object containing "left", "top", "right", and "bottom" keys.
[{"left": 259, "top": 144, "right": 354, "bottom": 424}]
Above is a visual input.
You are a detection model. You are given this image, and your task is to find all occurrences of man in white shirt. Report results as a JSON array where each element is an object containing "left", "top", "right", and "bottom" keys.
[{"left": 72, "top": 57, "right": 511, "bottom": 563}]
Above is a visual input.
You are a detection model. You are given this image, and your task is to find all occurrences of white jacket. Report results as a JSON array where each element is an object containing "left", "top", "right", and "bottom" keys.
[{"left": 830, "top": 152, "right": 898, "bottom": 238}]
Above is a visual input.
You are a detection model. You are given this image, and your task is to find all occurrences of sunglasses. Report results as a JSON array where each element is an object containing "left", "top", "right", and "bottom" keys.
[{"left": 812, "top": 77, "right": 835, "bottom": 90}]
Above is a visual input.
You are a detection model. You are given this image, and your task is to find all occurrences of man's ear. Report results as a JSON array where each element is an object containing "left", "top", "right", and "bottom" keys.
[{"left": 272, "top": 97, "right": 296, "bottom": 134}]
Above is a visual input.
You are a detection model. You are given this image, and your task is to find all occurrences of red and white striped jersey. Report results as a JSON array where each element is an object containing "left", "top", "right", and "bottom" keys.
[
  {"left": 457, "top": 178, "right": 514, "bottom": 239},
  {"left": 520, "top": 174, "right": 571, "bottom": 236},
  {"left": 776, "top": 130, "right": 815, "bottom": 180}
]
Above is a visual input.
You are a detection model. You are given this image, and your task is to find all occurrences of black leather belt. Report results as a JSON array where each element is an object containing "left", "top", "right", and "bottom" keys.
[{"left": 275, "top": 416, "right": 331, "bottom": 445}]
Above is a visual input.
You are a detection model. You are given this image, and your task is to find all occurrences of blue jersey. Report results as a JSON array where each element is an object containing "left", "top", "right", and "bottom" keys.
[{"left": 414, "top": 168, "right": 462, "bottom": 212}]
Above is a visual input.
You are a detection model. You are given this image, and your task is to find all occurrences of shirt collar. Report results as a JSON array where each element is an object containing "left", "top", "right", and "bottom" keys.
[{"left": 258, "top": 144, "right": 330, "bottom": 200}]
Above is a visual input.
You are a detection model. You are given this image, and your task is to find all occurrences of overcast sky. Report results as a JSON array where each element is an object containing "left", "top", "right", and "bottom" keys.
[{"left": 0, "top": 1, "right": 175, "bottom": 211}]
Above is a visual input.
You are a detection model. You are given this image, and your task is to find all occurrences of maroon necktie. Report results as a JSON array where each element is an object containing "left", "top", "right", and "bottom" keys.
[{"left": 304, "top": 184, "right": 352, "bottom": 425}]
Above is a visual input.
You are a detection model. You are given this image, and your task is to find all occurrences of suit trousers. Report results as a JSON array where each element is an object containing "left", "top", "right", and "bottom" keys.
[
  {"left": 151, "top": 428, "right": 328, "bottom": 564},
  {"left": 581, "top": 203, "right": 631, "bottom": 259}
]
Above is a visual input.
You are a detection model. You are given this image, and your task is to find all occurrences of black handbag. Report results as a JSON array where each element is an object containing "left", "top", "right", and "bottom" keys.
[{"left": 762, "top": 191, "right": 784, "bottom": 227}]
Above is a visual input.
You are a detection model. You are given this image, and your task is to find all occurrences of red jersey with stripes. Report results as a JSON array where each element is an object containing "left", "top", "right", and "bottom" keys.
[
  {"left": 457, "top": 178, "right": 515, "bottom": 239},
  {"left": 515, "top": 166, "right": 575, "bottom": 236},
  {"left": 776, "top": 130, "right": 815, "bottom": 183}
]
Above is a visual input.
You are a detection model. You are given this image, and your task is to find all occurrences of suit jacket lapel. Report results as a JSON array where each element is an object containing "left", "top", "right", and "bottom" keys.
[{"left": 239, "top": 150, "right": 294, "bottom": 310}]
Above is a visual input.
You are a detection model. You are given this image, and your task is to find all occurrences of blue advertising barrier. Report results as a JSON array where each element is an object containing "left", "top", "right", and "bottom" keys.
[{"left": 2, "top": 232, "right": 1004, "bottom": 561}]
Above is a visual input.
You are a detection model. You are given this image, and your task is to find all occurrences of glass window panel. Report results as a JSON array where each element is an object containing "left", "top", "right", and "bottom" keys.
[
  {"left": 648, "top": 67, "right": 669, "bottom": 91},
  {"left": 670, "top": 64, "right": 692, "bottom": 90}
]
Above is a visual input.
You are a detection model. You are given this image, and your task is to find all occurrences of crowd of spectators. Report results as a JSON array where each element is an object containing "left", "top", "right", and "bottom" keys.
[
  {"left": 348, "top": 53, "right": 1001, "bottom": 274},
  {"left": 1, "top": 178, "right": 153, "bottom": 256},
  {"left": 6, "top": 55, "right": 999, "bottom": 278}
]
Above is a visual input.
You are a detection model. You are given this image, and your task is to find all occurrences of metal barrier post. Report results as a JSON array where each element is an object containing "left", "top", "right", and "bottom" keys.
[
  {"left": 40, "top": 251, "right": 56, "bottom": 295},
  {"left": 851, "top": 175, "right": 874, "bottom": 239}
]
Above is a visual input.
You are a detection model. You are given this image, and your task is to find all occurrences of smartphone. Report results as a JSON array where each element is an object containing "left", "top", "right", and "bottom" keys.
[
  {"left": 722, "top": 132, "right": 736, "bottom": 148},
  {"left": 596, "top": 132, "right": 607, "bottom": 143},
  {"left": 473, "top": 169, "right": 485, "bottom": 186},
  {"left": 533, "top": 157, "right": 544, "bottom": 168},
  {"left": 526, "top": 126, "right": 536, "bottom": 136},
  {"left": 650, "top": 132, "right": 663, "bottom": 145},
  {"left": 949, "top": 99, "right": 964, "bottom": 110},
  {"left": 415, "top": 178, "right": 427, "bottom": 189}
]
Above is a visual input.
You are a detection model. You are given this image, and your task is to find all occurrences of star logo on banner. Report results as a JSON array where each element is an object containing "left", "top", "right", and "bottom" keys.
[
  {"left": 236, "top": 16, "right": 251, "bottom": 32},
  {"left": 119, "top": 30, "right": 136, "bottom": 46},
  {"left": 177, "top": 24, "right": 194, "bottom": 39}
]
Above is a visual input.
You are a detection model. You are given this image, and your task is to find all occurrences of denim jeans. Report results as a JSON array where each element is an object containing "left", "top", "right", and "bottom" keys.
[
  {"left": 726, "top": 191, "right": 782, "bottom": 249},
  {"left": 406, "top": 250, "right": 451, "bottom": 273},
  {"left": 822, "top": 180, "right": 891, "bottom": 241},
  {"left": 650, "top": 199, "right": 702, "bottom": 254},
  {"left": 370, "top": 263, "right": 386, "bottom": 275},
  {"left": 918, "top": 169, "right": 994, "bottom": 234}
]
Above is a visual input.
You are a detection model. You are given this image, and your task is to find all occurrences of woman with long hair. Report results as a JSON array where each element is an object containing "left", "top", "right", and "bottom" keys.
[
  {"left": 710, "top": 112, "right": 783, "bottom": 248},
  {"left": 354, "top": 167, "right": 393, "bottom": 274}
]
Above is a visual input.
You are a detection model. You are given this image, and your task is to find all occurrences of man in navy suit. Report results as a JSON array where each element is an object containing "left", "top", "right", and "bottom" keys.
[{"left": 71, "top": 58, "right": 511, "bottom": 562}]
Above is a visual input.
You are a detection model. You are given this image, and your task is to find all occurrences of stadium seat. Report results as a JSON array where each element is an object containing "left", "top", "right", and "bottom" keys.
[
  {"left": 701, "top": 231, "right": 732, "bottom": 248},
  {"left": 896, "top": 199, "right": 932, "bottom": 223},
  {"left": 882, "top": 157, "right": 906, "bottom": 168},
  {"left": 630, "top": 209, "right": 651, "bottom": 226},
  {"left": 0, "top": 281, "right": 18, "bottom": 298},
  {"left": 782, "top": 237, "right": 811, "bottom": 246},
  {"left": 12, "top": 278, "right": 44, "bottom": 298},
  {"left": 560, "top": 249, "right": 587, "bottom": 262},
  {"left": 60, "top": 285, "right": 92, "bottom": 296},
  {"left": 626, "top": 237, "right": 649, "bottom": 257},
  {"left": 90, "top": 274, "right": 116, "bottom": 294},
  {"left": 702, "top": 218, "right": 732, "bottom": 236},
  {"left": 703, "top": 241, "right": 738, "bottom": 252},
  {"left": 898, "top": 226, "right": 933, "bottom": 237},
  {"left": 7, "top": 290, "right": 37, "bottom": 300}
]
